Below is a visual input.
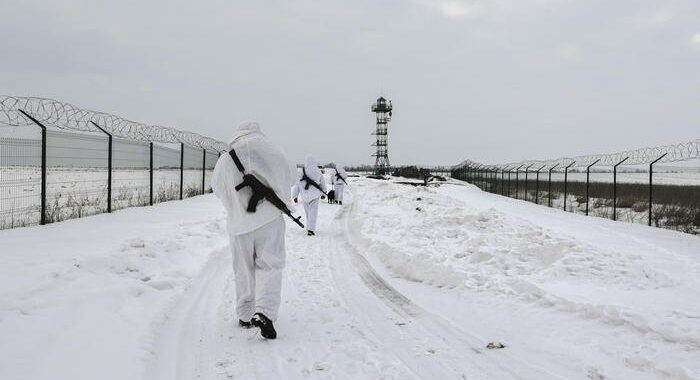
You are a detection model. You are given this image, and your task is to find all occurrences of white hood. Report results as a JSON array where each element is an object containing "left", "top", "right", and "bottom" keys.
[
  {"left": 228, "top": 121, "right": 262, "bottom": 145},
  {"left": 304, "top": 154, "right": 322, "bottom": 179}
]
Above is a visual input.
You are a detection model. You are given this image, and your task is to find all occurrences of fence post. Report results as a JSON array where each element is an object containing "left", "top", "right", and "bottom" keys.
[
  {"left": 18, "top": 110, "right": 47, "bottom": 225},
  {"left": 613, "top": 157, "right": 629, "bottom": 221},
  {"left": 649, "top": 153, "right": 667, "bottom": 226},
  {"left": 149, "top": 142, "right": 154, "bottom": 205},
  {"left": 524, "top": 163, "right": 534, "bottom": 202},
  {"left": 535, "top": 165, "right": 545, "bottom": 204},
  {"left": 495, "top": 168, "right": 499, "bottom": 194},
  {"left": 585, "top": 159, "right": 600, "bottom": 216},
  {"left": 548, "top": 163, "right": 558, "bottom": 208},
  {"left": 492, "top": 169, "right": 496, "bottom": 193},
  {"left": 563, "top": 161, "right": 576, "bottom": 211},
  {"left": 487, "top": 169, "right": 491, "bottom": 192},
  {"left": 500, "top": 168, "right": 504, "bottom": 194},
  {"left": 487, "top": 169, "right": 492, "bottom": 192},
  {"left": 514, "top": 165, "right": 523, "bottom": 200},
  {"left": 491, "top": 168, "right": 498, "bottom": 194},
  {"left": 180, "top": 142, "right": 184, "bottom": 200},
  {"left": 201, "top": 148, "right": 206, "bottom": 195},
  {"left": 89, "top": 122, "right": 112, "bottom": 213},
  {"left": 507, "top": 169, "right": 511, "bottom": 197},
  {"left": 501, "top": 169, "right": 506, "bottom": 195}
]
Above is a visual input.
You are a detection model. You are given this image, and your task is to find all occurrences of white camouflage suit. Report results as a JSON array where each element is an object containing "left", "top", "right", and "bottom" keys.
[
  {"left": 330, "top": 163, "right": 348, "bottom": 203},
  {"left": 211, "top": 121, "right": 296, "bottom": 322},
  {"left": 292, "top": 155, "right": 327, "bottom": 233}
]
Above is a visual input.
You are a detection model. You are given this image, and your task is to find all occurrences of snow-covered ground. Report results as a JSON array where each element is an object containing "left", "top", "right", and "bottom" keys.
[
  {"left": 1, "top": 176, "right": 698, "bottom": 379},
  {"left": 351, "top": 178, "right": 700, "bottom": 379}
]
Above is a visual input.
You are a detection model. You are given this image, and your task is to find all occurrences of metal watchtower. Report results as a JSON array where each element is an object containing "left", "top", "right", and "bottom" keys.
[{"left": 371, "top": 96, "right": 392, "bottom": 174}]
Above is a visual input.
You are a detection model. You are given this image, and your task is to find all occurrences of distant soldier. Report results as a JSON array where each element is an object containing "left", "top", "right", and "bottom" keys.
[
  {"left": 211, "top": 121, "right": 297, "bottom": 339},
  {"left": 292, "top": 154, "right": 327, "bottom": 236},
  {"left": 330, "top": 163, "right": 348, "bottom": 205}
]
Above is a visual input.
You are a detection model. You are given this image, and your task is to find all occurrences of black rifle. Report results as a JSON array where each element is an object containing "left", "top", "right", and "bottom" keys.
[
  {"left": 301, "top": 168, "right": 328, "bottom": 197},
  {"left": 335, "top": 172, "right": 348, "bottom": 185},
  {"left": 228, "top": 149, "right": 304, "bottom": 229}
]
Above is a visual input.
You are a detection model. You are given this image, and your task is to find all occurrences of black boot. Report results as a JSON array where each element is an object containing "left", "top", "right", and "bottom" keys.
[
  {"left": 251, "top": 312, "right": 277, "bottom": 339},
  {"left": 307, "top": 230, "right": 315, "bottom": 236},
  {"left": 239, "top": 319, "right": 252, "bottom": 328}
]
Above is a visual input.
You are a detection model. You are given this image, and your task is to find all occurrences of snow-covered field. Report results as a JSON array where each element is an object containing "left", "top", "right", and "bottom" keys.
[
  {"left": 0, "top": 167, "right": 210, "bottom": 229},
  {"left": 1, "top": 176, "right": 698, "bottom": 379}
]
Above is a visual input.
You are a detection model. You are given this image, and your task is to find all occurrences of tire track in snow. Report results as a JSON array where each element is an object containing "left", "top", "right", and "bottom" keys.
[
  {"left": 332, "top": 196, "right": 564, "bottom": 380},
  {"left": 144, "top": 248, "right": 234, "bottom": 380}
]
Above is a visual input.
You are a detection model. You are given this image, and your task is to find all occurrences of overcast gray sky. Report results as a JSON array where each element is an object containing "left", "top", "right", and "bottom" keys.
[{"left": 2, "top": 0, "right": 699, "bottom": 166}]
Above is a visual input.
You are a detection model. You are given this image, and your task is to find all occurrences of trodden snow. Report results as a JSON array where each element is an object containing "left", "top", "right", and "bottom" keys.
[{"left": 1, "top": 176, "right": 699, "bottom": 379}]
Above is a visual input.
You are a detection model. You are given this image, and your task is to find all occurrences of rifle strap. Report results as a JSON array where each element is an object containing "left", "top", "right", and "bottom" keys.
[
  {"left": 228, "top": 148, "right": 259, "bottom": 211},
  {"left": 228, "top": 148, "right": 245, "bottom": 173},
  {"left": 302, "top": 168, "right": 312, "bottom": 190}
]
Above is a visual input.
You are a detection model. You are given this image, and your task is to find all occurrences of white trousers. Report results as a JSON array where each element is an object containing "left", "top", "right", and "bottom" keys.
[
  {"left": 230, "top": 216, "right": 286, "bottom": 322},
  {"left": 334, "top": 184, "right": 345, "bottom": 202},
  {"left": 303, "top": 198, "right": 320, "bottom": 231}
]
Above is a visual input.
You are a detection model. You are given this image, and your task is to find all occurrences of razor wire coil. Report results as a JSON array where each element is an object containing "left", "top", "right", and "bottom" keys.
[
  {"left": 0, "top": 96, "right": 228, "bottom": 152},
  {"left": 455, "top": 139, "right": 700, "bottom": 170}
]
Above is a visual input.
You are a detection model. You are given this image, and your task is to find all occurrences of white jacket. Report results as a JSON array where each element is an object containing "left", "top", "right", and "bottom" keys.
[
  {"left": 212, "top": 121, "right": 296, "bottom": 235},
  {"left": 292, "top": 154, "right": 327, "bottom": 203},
  {"left": 330, "top": 163, "right": 348, "bottom": 186}
]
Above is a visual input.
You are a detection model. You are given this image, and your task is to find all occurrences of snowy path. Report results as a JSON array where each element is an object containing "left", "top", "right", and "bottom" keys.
[
  {"left": 3, "top": 177, "right": 698, "bottom": 379},
  {"left": 145, "top": 193, "right": 416, "bottom": 379},
  {"left": 145, "top": 190, "right": 560, "bottom": 379}
]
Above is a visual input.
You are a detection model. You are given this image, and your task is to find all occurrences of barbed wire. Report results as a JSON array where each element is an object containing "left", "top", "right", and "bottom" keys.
[
  {"left": 455, "top": 139, "right": 700, "bottom": 170},
  {"left": 0, "top": 96, "right": 228, "bottom": 152}
]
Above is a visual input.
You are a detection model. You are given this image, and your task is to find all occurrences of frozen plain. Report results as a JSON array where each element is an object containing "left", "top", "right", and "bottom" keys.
[{"left": 0, "top": 176, "right": 698, "bottom": 379}]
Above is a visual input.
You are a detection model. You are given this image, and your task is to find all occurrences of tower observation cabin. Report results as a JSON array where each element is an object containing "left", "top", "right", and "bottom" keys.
[{"left": 371, "top": 96, "right": 392, "bottom": 174}]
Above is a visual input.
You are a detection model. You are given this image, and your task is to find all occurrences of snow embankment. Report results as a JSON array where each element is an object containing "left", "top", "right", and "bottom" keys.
[
  {"left": 0, "top": 195, "right": 228, "bottom": 380},
  {"left": 348, "top": 177, "right": 700, "bottom": 378}
]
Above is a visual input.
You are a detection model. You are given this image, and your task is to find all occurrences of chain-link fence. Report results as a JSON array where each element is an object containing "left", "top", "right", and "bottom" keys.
[
  {"left": 452, "top": 140, "right": 700, "bottom": 234},
  {"left": 0, "top": 133, "right": 42, "bottom": 228},
  {"left": 0, "top": 96, "right": 225, "bottom": 230}
]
